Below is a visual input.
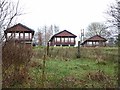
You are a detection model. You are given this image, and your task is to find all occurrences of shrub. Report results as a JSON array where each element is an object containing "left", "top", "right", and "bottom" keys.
[
  {"left": 2, "top": 40, "right": 32, "bottom": 87},
  {"left": 86, "top": 70, "right": 115, "bottom": 88}
]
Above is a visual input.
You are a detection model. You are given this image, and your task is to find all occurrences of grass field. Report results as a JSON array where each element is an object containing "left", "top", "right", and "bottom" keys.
[{"left": 19, "top": 46, "right": 118, "bottom": 88}]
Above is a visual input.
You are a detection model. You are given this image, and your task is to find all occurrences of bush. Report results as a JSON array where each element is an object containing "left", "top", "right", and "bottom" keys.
[{"left": 2, "top": 40, "right": 32, "bottom": 87}]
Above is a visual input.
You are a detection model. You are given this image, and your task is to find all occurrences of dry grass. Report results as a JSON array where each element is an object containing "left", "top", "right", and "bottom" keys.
[
  {"left": 85, "top": 70, "right": 117, "bottom": 88},
  {"left": 2, "top": 40, "right": 32, "bottom": 87},
  {"left": 2, "top": 45, "right": 118, "bottom": 88},
  {"left": 29, "top": 46, "right": 118, "bottom": 88}
]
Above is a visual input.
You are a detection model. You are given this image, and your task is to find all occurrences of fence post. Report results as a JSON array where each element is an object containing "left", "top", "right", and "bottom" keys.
[
  {"left": 118, "top": 34, "right": 120, "bottom": 87},
  {"left": 41, "top": 54, "right": 46, "bottom": 88},
  {"left": 47, "top": 42, "right": 49, "bottom": 56},
  {"left": 77, "top": 41, "right": 80, "bottom": 58}
]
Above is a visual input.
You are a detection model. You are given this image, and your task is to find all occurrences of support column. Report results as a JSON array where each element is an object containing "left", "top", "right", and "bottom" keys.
[
  {"left": 95, "top": 41, "right": 96, "bottom": 46},
  {"left": 28, "top": 33, "right": 30, "bottom": 40},
  {"left": 23, "top": 32, "right": 25, "bottom": 39},
  {"left": 19, "top": 32, "right": 20, "bottom": 40},
  {"left": 99, "top": 41, "right": 100, "bottom": 46},
  {"left": 14, "top": 32, "right": 15, "bottom": 37},
  {"left": 60, "top": 37, "right": 61, "bottom": 43},
  {"left": 55, "top": 37, "right": 57, "bottom": 46},
  {"left": 77, "top": 41, "right": 80, "bottom": 58},
  {"left": 60, "top": 37, "right": 62, "bottom": 46},
  {"left": 74, "top": 38, "right": 75, "bottom": 44},
  {"left": 23, "top": 32, "right": 25, "bottom": 43},
  {"left": 54, "top": 38, "right": 55, "bottom": 46},
  {"left": 70, "top": 38, "right": 71, "bottom": 43}
]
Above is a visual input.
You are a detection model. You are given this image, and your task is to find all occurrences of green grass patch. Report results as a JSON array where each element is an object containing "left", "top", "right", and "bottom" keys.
[
  {"left": 11, "top": 46, "right": 118, "bottom": 88},
  {"left": 28, "top": 57, "right": 117, "bottom": 88}
]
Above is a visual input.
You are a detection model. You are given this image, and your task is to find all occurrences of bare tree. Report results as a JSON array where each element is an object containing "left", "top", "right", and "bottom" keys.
[
  {"left": 38, "top": 31, "right": 43, "bottom": 46},
  {"left": 107, "top": 0, "right": 120, "bottom": 44},
  {"left": 36, "top": 28, "right": 43, "bottom": 46},
  {"left": 44, "top": 25, "right": 53, "bottom": 46},
  {"left": 0, "top": 0, "right": 23, "bottom": 44},
  {"left": 106, "top": 0, "right": 120, "bottom": 86},
  {"left": 36, "top": 25, "right": 59, "bottom": 46},
  {"left": 0, "top": 0, "right": 25, "bottom": 87},
  {"left": 54, "top": 24, "right": 59, "bottom": 34},
  {"left": 107, "top": 0, "right": 120, "bottom": 28},
  {"left": 85, "top": 22, "right": 110, "bottom": 38}
]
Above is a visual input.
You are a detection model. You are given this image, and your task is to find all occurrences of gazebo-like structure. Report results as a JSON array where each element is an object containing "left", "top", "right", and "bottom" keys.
[
  {"left": 81, "top": 35, "right": 107, "bottom": 47},
  {"left": 49, "top": 30, "right": 77, "bottom": 46},
  {"left": 4, "top": 23, "right": 35, "bottom": 47}
]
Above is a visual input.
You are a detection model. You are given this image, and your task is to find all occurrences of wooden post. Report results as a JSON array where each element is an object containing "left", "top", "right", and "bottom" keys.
[
  {"left": 47, "top": 42, "right": 49, "bottom": 56},
  {"left": 70, "top": 38, "right": 71, "bottom": 43},
  {"left": 92, "top": 41, "right": 93, "bottom": 47},
  {"left": 41, "top": 41, "right": 49, "bottom": 87},
  {"left": 23, "top": 32, "right": 25, "bottom": 46},
  {"left": 60, "top": 37, "right": 61, "bottom": 44},
  {"left": 19, "top": 32, "right": 20, "bottom": 40},
  {"left": 14, "top": 32, "right": 15, "bottom": 37},
  {"left": 42, "top": 54, "right": 46, "bottom": 88},
  {"left": 74, "top": 38, "right": 75, "bottom": 44},
  {"left": 77, "top": 41, "right": 80, "bottom": 58},
  {"left": 28, "top": 33, "right": 30, "bottom": 40}
]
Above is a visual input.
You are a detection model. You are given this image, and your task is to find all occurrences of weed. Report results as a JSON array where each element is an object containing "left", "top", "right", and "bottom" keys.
[{"left": 2, "top": 40, "right": 32, "bottom": 87}]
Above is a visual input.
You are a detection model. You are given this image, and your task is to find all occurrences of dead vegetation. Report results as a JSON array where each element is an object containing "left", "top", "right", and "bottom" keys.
[
  {"left": 86, "top": 70, "right": 116, "bottom": 88},
  {"left": 58, "top": 76, "right": 86, "bottom": 88},
  {"left": 2, "top": 40, "right": 32, "bottom": 87},
  {"left": 2, "top": 45, "right": 118, "bottom": 88}
]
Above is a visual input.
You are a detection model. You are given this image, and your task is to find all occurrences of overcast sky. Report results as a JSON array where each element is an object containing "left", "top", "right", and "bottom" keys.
[{"left": 17, "top": 0, "right": 115, "bottom": 37}]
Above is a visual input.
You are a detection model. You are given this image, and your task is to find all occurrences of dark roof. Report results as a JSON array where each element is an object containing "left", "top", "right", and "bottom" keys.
[
  {"left": 49, "top": 30, "right": 77, "bottom": 41},
  {"left": 81, "top": 35, "right": 107, "bottom": 45},
  {"left": 5, "top": 23, "right": 35, "bottom": 33}
]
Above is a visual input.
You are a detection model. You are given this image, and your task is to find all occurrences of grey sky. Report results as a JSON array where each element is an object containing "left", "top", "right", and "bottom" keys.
[{"left": 17, "top": 0, "right": 115, "bottom": 38}]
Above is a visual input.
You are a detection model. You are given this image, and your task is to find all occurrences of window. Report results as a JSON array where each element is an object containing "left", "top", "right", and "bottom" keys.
[
  {"left": 70, "top": 38, "right": 74, "bottom": 42},
  {"left": 96, "top": 42, "right": 99, "bottom": 45},
  {"left": 87, "top": 42, "right": 92, "bottom": 46},
  {"left": 65, "top": 38, "right": 68, "bottom": 42},
  {"left": 56, "top": 37, "right": 60, "bottom": 42},
  {"left": 25, "top": 33, "right": 29, "bottom": 39},
  {"left": 61, "top": 38, "right": 64, "bottom": 42},
  {"left": 15, "top": 33, "right": 19, "bottom": 39},
  {"left": 29, "top": 33, "right": 31, "bottom": 39},
  {"left": 20, "top": 33, "right": 23, "bottom": 39}
]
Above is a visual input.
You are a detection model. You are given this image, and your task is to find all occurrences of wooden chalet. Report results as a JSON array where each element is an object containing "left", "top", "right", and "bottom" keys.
[
  {"left": 81, "top": 35, "right": 107, "bottom": 47},
  {"left": 49, "top": 30, "right": 77, "bottom": 46},
  {"left": 4, "top": 23, "right": 35, "bottom": 47}
]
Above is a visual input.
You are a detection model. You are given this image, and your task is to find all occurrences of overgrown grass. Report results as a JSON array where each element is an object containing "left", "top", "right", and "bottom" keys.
[
  {"left": 33, "top": 46, "right": 118, "bottom": 62},
  {"left": 6, "top": 46, "right": 118, "bottom": 88},
  {"left": 26, "top": 46, "right": 118, "bottom": 88},
  {"left": 2, "top": 41, "right": 32, "bottom": 88}
]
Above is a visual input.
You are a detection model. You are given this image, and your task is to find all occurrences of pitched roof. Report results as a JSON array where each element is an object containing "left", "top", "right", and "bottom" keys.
[
  {"left": 55, "top": 30, "right": 77, "bottom": 37},
  {"left": 81, "top": 35, "right": 107, "bottom": 45},
  {"left": 87, "top": 35, "right": 107, "bottom": 41},
  {"left": 5, "top": 23, "right": 35, "bottom": 32},
  {"left": 49, "top": 30, "right": 77, "bottom": 41}
]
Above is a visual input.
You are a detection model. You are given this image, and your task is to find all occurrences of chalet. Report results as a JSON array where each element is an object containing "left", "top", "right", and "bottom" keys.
[
  {"left": 4, "top": 23, "right": 35, "bottom": 47},
  {"left": 81, "top": 35, "right": 107, "bottom": 47},
  {"left": 49, "top": 30, "right": 77, "bottom": 46}
]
